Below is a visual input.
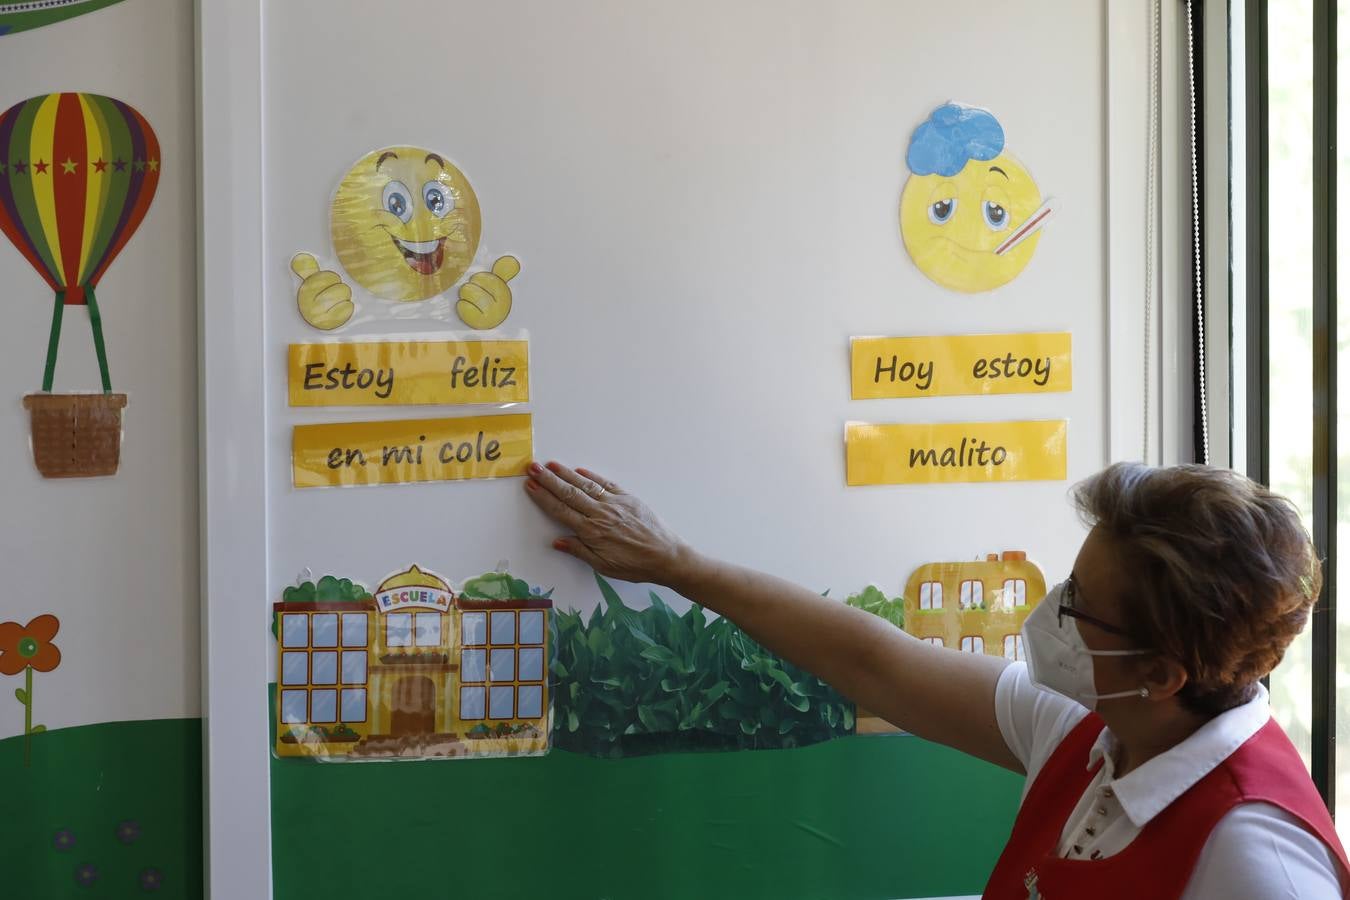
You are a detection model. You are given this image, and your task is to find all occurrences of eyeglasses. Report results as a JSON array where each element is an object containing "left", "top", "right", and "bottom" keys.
[{"left": 1058, "top": 575, "right": 1133, "bottom": 638}]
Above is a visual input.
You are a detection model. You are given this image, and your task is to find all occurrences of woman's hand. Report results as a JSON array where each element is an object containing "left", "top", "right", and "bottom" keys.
[{"left": 523, "top": 460, "right": 692, "bottom": 585}]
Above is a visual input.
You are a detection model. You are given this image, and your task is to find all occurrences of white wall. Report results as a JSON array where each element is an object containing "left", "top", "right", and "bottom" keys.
[
  {"left": 261, "top": 0, "right": 1112, "bottom": 617},
  {"left": 0, "top": 0, "right": 198, "bottom": 738},
  {"left": 204, "top": 2, "right": 1167, "bottom": 893}
]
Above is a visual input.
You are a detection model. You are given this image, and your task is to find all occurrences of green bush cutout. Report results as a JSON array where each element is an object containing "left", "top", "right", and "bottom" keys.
[
  {"left": 550, "top": 575, "right": 855, "bottom": 757},
  {"left": 843, "top": 585, "right": 905, "bottom": 629}
]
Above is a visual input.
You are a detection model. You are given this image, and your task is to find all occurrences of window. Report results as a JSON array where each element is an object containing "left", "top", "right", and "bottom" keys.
[
  {"left": 461, "top": 612, "right": 487, "bottom": 646},
  {"left": 341, "top": 650, "right": 366, "bottom": 684},
  {"left": 959, "top": 636, "right": 984, "bottom": 654},
  {"left": 489, "top": 648, "right": 515, "bottom": 682},
  {"left": 923, "top": 637, "right": 944, "bottom": 648},
  {"left": 490, "top": 611, "right": 516, "bottom": 645},
  {"left": 386, "top": 612, "right": 413, "bottom": 648},
  {"left": 919, "top": 581, "right": 943, "bottom": 610},
  {"left": 281, "top": 651, "right": 308, "bottom": 686},
  {"left": 341, "top": 688, "right": 367, "bottom": 723},
  {"left": 460, "top": 685, "right": 486, "bottom": 720},
  {"left": 310, "top": 689, "right": 337, "bottom": 723},
  {"left": 518, "top": 647, "right": 545, "bottom": 682},
  {"left": 519, "top": 610, "right": 545, "bottom": 644},
  {"left": 1234, "top": 0, "right": 1350, "bottom": 828},
  {"left": 959, "top": 580, "right": 983, "bottom": 610},
  {"left": 459, "top": 607, "right": 547, "bottom": 722},
  {"left": 276, "top": 609, "right": 370, "bottom": 728},
  {"left": 311, "top": 651, "right": 337, "bottom": 685},
  {"left": 413, "top": 612, "right": 441, "bottom": 647},
  {"left": 282, "top": 613, "right": 308, "bottom": 648},
  {"left": 341, "top": 612, "right": 368, "bottom": 647},
  {"left": 489, "top": 685, "right": 515, "bottom": 719},
  {"left": 517, "top": 685, "right": 543, "bottom": 719},
  {"left": 311, "top": 614, "right": 338, "bottom": 648},
  {"left": 461, "top": 648, "right": 487, "bottom": 682},
  {"left": 1001, "top": 579, "right": 1027, "bottom": 609},
  {"left": 1234, "top": 0, "right": 1327, "bottom": 818},
  {"left": 281, "top": 689, "right": 307, "bottom": 723},
  {"left": 1002, "top": 634, "right": 1024, "bottom": 661}
]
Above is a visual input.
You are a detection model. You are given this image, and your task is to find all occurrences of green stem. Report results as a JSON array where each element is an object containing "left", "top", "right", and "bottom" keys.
[
  {"left": 85, "top": 286, "right": 112, "bottom": 393},
  {"left": 23, "top": 666, "right": 32, "bottom": 768},
  {"left": 42, "top": 291, "right": 66, "bottom": 392}
]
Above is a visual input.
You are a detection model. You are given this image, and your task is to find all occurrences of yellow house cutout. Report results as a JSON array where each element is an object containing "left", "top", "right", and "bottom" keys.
[{"left": 855, "top": 551, "right": 1047, "bottom": 735}]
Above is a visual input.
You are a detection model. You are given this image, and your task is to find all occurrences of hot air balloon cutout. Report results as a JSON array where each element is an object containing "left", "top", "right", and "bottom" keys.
[
  {"left": 0, "top": 93, "right": 159, "bottom": 478},
  {"left": 0, "top": 0, "right": 130, "bottom": 37}
]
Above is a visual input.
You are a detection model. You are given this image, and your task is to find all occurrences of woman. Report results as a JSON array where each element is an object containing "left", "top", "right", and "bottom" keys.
[{"left": 524, "top": 459, "right": 1349, "bottom": 899}]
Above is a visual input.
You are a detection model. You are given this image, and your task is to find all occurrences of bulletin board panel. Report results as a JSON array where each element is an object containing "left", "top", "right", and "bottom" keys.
[{"left": 200, "top": 1, "right": 1159, "bottom": 897}]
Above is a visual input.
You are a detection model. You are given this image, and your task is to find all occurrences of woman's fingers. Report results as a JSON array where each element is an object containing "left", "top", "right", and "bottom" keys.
[
  {"left": 577, "top": 467, "right": 625, "bottom": 495},
  {"left": 546, "top": 461, "right": 608, "bottom": 501},
  {"left": 528, "top": 461, "right": 603, "bottom": 514},
  {"left": 523, "top": 477, "right": 588, "bottom": 529},
  {"left": 552, "top": 536, "right": 607, "bottom": 571}
]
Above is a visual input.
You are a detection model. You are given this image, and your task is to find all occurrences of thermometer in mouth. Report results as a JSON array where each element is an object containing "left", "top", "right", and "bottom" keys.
[{"left": 994, "top": 199, "right": 1054, "bottom": 256}]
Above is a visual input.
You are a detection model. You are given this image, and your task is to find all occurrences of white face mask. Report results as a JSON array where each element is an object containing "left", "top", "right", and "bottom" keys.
[{"left": 1021, "top": 582, "right": 1152, "bottom": 710}]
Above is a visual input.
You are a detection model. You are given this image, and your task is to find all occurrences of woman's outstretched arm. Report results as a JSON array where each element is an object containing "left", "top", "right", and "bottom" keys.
[{"left": 524, "top": 460, "right": 1022, "bottom": 772}]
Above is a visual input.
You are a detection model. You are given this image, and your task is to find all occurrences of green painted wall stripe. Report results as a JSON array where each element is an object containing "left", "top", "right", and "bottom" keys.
[
  {"left": 0, "top": 709, "right": 1023, "bottom": 899},
  {"left": 0, "top": 717, "right": 203, "bottom": 897}
]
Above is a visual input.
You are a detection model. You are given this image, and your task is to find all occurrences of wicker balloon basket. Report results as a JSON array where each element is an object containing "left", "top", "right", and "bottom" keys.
[{"left": 22, "top": 393, "right": 128, "bottom": 478}]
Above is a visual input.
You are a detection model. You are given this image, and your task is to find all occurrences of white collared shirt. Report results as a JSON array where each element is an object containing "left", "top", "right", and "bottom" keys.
[{"left": 994, "top": 662, "right": 1344, "bottom": 899}]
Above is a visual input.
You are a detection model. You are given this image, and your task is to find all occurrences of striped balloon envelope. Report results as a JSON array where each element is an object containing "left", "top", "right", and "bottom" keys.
[
  {"left": 0, "top": 92, "right": 159, "bottom": 309},
  {"left": 0, "top": 92, "right": 159, "bottom": 395}
]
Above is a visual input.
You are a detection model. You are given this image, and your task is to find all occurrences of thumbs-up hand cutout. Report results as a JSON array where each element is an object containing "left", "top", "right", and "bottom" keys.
[
  {"left": 456, "top": 255, "right": 520, "bottom": 330},
  {"left": 291, "top": 252, "right": 355, "bottom": 331}
]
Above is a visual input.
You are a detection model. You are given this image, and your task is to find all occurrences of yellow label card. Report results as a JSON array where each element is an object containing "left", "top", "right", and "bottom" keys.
[
  {"left": 288, "top": 340, "right": 529, "bottom": 406},
  {"left": 846, "top": 420, "right": 1067, "bottom": 485},
  {"left": 292, "top": 413, "right": 532, "bottom": 489},
  {"left": 851, "top": 333, "right": 1071, "bottom": 399}
]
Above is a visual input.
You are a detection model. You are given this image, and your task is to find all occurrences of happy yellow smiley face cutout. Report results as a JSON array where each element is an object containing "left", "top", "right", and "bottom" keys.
[
  {"left": 899, "top": 104, "right": 1052, "bottom": 294},
  {"left": 330, "top": 146, "right": 482, "bottom": 303}
]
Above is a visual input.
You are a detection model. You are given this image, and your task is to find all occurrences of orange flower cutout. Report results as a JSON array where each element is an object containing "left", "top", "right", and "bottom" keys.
[{"left": 0, "top": 615, "right": 61, "bottom": 675}]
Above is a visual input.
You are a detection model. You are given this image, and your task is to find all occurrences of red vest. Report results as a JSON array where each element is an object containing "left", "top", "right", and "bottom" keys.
[{"left": 983, "top": 713, "right": 1350, "bottom": 899}]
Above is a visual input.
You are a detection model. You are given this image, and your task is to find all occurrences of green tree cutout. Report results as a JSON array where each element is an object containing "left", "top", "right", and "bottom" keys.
[{"left": 1, "top": 614, "right": 62, "bottom": 767}]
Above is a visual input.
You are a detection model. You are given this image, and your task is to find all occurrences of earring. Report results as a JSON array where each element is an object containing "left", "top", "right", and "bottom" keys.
[{"left": 1139, "top": 687, "right": 1151, "bottom": 699}]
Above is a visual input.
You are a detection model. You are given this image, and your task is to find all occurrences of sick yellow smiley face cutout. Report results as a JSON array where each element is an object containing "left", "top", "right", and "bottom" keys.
[
  {"left": 899, "top": 104, "right": 1050, "bottom": 294},
  {"left": 330, "top": 146, "right": 482, "bottom": 302}
]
